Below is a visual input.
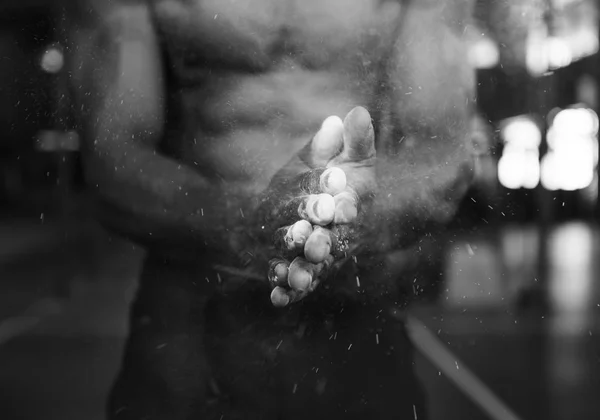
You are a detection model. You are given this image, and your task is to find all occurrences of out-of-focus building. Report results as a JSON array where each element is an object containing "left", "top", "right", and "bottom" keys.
[{"left": 0, "top": 0, "right": 82, "bottom": 217}]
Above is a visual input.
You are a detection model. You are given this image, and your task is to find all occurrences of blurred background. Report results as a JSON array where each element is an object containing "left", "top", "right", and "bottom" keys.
[{"left": 2, "top": 0, "right": 600, "bottom": 419}]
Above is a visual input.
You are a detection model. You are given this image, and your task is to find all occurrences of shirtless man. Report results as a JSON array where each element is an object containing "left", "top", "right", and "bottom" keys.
[{"left": 67, "top": 0, "right": 476, "bottom": 418}]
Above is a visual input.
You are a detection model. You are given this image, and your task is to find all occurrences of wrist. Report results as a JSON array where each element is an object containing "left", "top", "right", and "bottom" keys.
[
  {"left": 225, "top": 196, "right": 272, "bottom": 269},
  {"left": 356, "top": 197, "right": 396, "bottom": 255}
]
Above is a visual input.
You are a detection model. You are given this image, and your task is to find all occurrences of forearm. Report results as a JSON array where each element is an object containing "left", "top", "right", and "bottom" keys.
[
  {"left": 362, "top": 132, "right": 474, "bottom": 253},
  {"left": 71, "top": 5, "right": 258, "bottom": 258},
  {"left": 84, "top": 141, "right": 254, "bottom": 257}
]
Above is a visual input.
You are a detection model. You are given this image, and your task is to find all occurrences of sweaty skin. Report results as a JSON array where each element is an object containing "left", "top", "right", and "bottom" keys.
[{"left": 67, "top": 0, "right": 475, "bottom": 418}]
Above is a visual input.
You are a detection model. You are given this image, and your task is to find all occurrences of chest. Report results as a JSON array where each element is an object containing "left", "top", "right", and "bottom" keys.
[
  {"left": 152, "top": 1, "right": 406, "bottom": 192},
  {"left": 151, "top": 0, "right": 403, "bottom": 73}
]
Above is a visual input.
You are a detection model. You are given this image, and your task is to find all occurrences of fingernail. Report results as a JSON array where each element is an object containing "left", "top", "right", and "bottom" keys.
[
  {"left": 306, "top": 194, "right": 335, "bottom": 226},
  {"left": 343, "top": 107, "right": 375, "bottom": 160},
  {"left": 320, "top": 167, "right": 347, "bottom": 196},
  {"left": 288, "top": 257, "right": 314, "bottom": 291},
  {"left": 334, "top": 192, "right": 358, "bottom": 224},
  {"left": 314, "top": 116, "right": 344, "bottom": 150},
  {"left": 268, "top": 259, "right": 289, "bottom": 286},
  {"left": 290, "top": 220, "right": 313, "bottom": 245},
  {"left": 309, "top": 116, "right": 344, "bottom": 166},
  {"left": 270, "top": 287, "right": 290, "bottom": 307},
  {"left": 304, "top": 228, "right": 333, "bottom": 263},
  {"left": 321, "top": 115, "right": 344, "bottom": 131},
  {"left": 344, "top": 107, "right": 372, "bottom": 133}
]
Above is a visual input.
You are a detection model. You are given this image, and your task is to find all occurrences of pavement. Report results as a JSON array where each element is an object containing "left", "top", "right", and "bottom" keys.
[{"left": 0, "top": 216, "right": 600, "bottom": 419}]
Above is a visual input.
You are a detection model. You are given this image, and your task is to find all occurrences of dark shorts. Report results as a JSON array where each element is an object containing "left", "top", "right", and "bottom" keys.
[{"left": 107, "top": 254, "right": 428, "bottom": 419}]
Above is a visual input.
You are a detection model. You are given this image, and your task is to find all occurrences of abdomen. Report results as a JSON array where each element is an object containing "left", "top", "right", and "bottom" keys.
[{"left": 171, "top": 66, "right": 377, "bottom": 194}]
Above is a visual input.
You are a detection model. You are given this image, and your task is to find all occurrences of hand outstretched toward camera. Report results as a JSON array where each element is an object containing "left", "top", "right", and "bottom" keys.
[{"left": 257, "top": 106, "right": 377, "bottom": 307}]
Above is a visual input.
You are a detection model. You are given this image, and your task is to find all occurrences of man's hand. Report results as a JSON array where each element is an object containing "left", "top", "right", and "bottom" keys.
[{"left": 258, "top": 107, "right": 377, "bottom": 307}]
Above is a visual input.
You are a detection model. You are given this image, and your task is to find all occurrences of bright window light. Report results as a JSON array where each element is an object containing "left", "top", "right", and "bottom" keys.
[
  {"left": 501, "top": 117, "right": 542, "bottom": 148},
  {"left": 498, "top": 116, "right": 542, "bottom": 189},
  {"left": 468, "top": 37, "right": 500, "bottom": 69},
  {"left": 526, "top": 29, "right": 550, "bottom": 76},
  {"left": 541, "top": 107, "right": 598, "bottom": 191},
  {"left": 548, "top": 222, "right": 593, "bottom": 313},
  {"left": 498, "top": 149, "right": 540, "bottom": 190},
  {"left": 40, "top": 45, "right": 64, "bottom": 74},
  {"left": 547, "top": 37, "right": 573, "bottom": 69}
]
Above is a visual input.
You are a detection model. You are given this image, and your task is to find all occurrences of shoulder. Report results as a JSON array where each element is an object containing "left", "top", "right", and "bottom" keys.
[
  {"left": 67, "top": 0, "right": 157, "bottom": 42},
  {"left": 66, "top": 0, "right": 164, "bottom": 112},
  {"left": 67, "top": 0, "right": 160, "bottom": 72}
]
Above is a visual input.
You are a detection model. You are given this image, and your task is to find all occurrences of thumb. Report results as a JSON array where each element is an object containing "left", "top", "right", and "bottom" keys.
[{"left": 337, "top": 106, "right": 376, "bottom": 163}]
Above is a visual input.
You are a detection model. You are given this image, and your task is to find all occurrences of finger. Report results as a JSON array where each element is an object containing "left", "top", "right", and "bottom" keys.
[
  {"left": 298, "top": 193, "right": 336, "bottom": 226},
  {"left": 258, "top": 168, "right": 323, "bottom": 228},
  {"left": 333, "top": 190, "right": 359, "bottom": 224},
  {"left": 290, "top": 287, "right": 312, "bottom": 303},
  {"left": 312, "top": 253, "right": 334, "bottom": 279},
  {"left": 288, "top": 257, "right": 316, "bottom": 292},
  {"left": 270, "top": 286, "right": 292, "bottom": 307},
  {"left": 304, "top": 225, "right": 359, "bottom": 263},
  {"left": 274, "top": 287, "right": 310, "bottom": 307},
  {"left": 297, "top": 167, "right": 346, "bottom": 195},
  {"left": 300, "top": 116, "right": 345, "bottom": 168},
  {"left": 265, "top": 192, "right": 335, "bottom": 227},
  {"left": 304, "top": 226, "right": 335, "bottom": 264},
  {"left": 270, "top": 255, "right": 335, "bottom": 308},
  {"left": 335, "top": 106, "right": 376, "bottom": 163},
  {"left": 304, "top": 224, "right": 359, "bottom": 259},
  {"left": 262, "top": 167, "right": 344, "bottom": 229},
  {"left": 306, "top": 254, "right": 335, "bottom": 293},
  {"left": 268, "top": 258, "right": 290, "bottom": 287},
  {"left": 273, "top": 220, "right": 313, "bottom": 254},
  {"left": 288, "top": 255, "right": 333, "bottom": 293},
  {"left": 320, "top": 167, "right": 347, "bottom": 196}
]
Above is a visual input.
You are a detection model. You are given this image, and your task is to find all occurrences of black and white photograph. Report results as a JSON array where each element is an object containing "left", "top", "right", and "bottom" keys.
[{"left": 0, "top": 0, "right": 599, "bottom": 419}]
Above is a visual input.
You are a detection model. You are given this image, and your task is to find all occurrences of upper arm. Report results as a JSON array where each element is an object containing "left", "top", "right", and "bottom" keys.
[
  {"left": 389, "top": 0, "right": 476, "bottom": 143},
  {"left": 70, "top": 2, "right": 165, "bottom": 152},
  {"left": 379, "top": 1, "right": 477, "bottom": 223}
]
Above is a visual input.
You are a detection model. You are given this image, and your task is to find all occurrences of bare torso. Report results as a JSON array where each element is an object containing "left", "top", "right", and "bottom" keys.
[
  {"left": 153, "top": 0, "right": 404, "bottom": 194},
  {"left": 97, "top": 1, "right": 474, "bottom": 417}
]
